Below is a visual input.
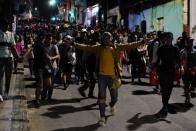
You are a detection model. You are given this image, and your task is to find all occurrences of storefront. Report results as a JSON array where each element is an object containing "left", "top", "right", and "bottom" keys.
[
  {"left": 84, "top": 4, "right": 99, "bottom": 26},
  {"left": 107, "top": 6, "right": 121, "bottom": 27}
]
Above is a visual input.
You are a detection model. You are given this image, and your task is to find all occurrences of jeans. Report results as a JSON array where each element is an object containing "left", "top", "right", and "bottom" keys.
[
  {"left": 0, "top": 58, "right": 13, "bottom": 95},
  {"left": 98, "top": 75, "right": 118, "bottom": 117},
  {"left": 158, "top": 71, "right": 175, "bottom": 109},
  {"left": 28, "top": 58, "right": 34, "bottom": 76},
  {"left": 182, "top": 73, "right": 196, "bottom": 98}
]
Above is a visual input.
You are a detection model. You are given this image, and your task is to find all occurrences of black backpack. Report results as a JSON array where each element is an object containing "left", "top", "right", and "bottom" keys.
[{"left": 188, "top": 52, "right": 196, "bottom": 68}]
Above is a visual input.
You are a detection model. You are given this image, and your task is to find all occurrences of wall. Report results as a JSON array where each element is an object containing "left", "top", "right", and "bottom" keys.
[
  {"left": 84, "top": 4, "right": 99, "bottom": 26},
  {"left": 190, "top": 0, "right": 196, "bottom": 44},
  {"left": 128, "top": 0, "right": 183, "bottom": 42},
  {"left": 107, "top": 6, "right": 121, "bottom": 25}
]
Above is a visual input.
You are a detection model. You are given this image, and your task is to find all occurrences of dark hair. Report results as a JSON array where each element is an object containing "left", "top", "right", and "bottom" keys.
[
  {"left": 46, "top": 33, "right": 52, "bottom": 38},
  {"left": 157, "top": 31, "right": 163, "bottom": 38},
  {"left": 182, "top": 31, "right": 187, "bottom": 38},
  {"left": 165, "top": 32, "right": 173, "bottom": 39},
  {"left": 0, "top": 18, "right": 10, "bottom": 25},
  {"left": 37, "top": 30, "right": 46, "bottom": 42}
]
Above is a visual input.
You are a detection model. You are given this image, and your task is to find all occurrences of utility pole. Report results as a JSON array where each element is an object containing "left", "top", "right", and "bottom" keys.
[
  {"left": 188, "top": 0, "right": 190, "bottom": 34},
  {"left": 104, "top": 0, "right": 108, "bottom": 28}
]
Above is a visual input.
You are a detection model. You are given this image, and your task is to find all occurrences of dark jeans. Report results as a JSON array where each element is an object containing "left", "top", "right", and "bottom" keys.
[
  {"left": 14, "top": 58, "right": 18, "bottom": 71},
  {"left": 182, "top": 73, "right": 196, "bottom": 97},
  {"left": 0, "top": 58, "right": 13, "bottom": 95},
  {"left": 79, "top": 70, "right": 96, "bottom": 96},
  {"left": 98, "top": 75, "right": 118, "bottom": 117},
  {"left": 131, "top": 64, "right": 142, "bottom": 82},
  {"left": 28, "top": 58, "right": 34, "bottom": 76},
  {"left": 158, "top": 71, "right": 175, "bottom": 109}
]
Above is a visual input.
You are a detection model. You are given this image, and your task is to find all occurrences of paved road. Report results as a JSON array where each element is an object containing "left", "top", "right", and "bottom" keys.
[
  {"left": 0, "top": 64, "right": 28, "bottom": 131},
  {"left": 25, "top": 68, "right": 196, "bottom": 131}
]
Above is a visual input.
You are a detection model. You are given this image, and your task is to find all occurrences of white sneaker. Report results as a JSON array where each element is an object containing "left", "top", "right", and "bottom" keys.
[
  {"left": 110, "top": 106, "right": 116, "bottom": 116},
  {"left": 0, "top": 95, "right": 4, "bottom": 102},
  {"left": 98, "top": 117, "right": 106, "bottom": 126}
]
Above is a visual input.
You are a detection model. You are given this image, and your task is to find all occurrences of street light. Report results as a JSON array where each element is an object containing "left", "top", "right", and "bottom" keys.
[
  {"left": 51, "top": 16, "right": 56, "bottom": 21},
  {"left": 49, "top": 0, "right": 56, "bottom": 6}
]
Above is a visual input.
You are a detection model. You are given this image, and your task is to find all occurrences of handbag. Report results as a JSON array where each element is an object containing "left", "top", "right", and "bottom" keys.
[
  {"left": 149, "top": 68, "right": 158, "bottom": 86},
  {"left": 175, "top": 67, "right": 181, "bottom": 81},
  {"left": 112, "top": 50, "right": 122, "bottom": 89},
  {"left": 113, "top": 66, "right": 121, "bottom": 89},
  {"left": 43, "top": 65, "right": 53, "bottom": 77}
]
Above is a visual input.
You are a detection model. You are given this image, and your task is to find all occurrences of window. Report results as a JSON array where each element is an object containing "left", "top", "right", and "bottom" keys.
[{"left": 157, "top": 17, "right": 164, "bottom": 31}]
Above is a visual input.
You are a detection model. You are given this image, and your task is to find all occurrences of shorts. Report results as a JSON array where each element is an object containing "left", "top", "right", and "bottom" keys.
[{"left": 34, "top": 67, "right": 51, "bottom": 83}]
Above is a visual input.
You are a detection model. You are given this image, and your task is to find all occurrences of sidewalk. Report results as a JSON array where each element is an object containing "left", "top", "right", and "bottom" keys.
[{"left": 0, "top": 63, "right": 29, "bottom": 131}]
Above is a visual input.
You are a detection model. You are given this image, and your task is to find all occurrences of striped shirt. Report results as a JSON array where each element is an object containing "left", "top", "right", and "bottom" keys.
[{"left": 0, "top": 29, "right": 15, "bottom": 58}]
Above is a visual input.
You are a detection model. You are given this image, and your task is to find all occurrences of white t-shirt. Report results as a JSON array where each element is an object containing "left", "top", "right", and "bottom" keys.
[{"left": 0, "top": 30, "right": 15, "bottom": 58}]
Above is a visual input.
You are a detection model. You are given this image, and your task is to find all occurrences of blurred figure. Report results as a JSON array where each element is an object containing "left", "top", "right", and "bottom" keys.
[
  {"left": 42, "top": 34, "right": 60, "bottom": 100},
  {"left": 33, "top": 32, "right": 53, "bottom": 107},
  {"left": 14, "top": 35, "right": 24, "bottom": 73},
  {"left": 24, "top": 36, "right": 34, "bottom": 78},
  {"left": 155, "top": 32, "right": 180, "bottom": 118},
  {"left": 0, "top": 18, "right": 20, "bottom": 102},
  {"left": 78, "top": 30, "right": 99, "bottom": 98},
  {"left": 58, "top": 35, "right": 75, "bottom": 90},
  {"left": 150, "top": 31, "right": 164, "bottom": 93},
  {"left": 76, "top": 32, "right": 141, "bottom": 126},
  {"left": 177, "top": 32, "right": 189, "bottom": 51},
  {"left": 181, "top": 39, "right": 196, "bottom": 105}
]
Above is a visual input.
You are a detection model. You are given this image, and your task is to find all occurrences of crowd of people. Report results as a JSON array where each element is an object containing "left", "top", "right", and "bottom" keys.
[{"left": 0, "top": 18, "right": 196, "bottom": 126}]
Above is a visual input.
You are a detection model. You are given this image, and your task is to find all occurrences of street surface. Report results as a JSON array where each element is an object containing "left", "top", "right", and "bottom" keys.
[{"left": 24, "top": 67, "right": 196, "bottom": 131}]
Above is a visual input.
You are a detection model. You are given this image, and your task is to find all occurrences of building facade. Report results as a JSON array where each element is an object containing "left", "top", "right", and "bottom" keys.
[
  {"left": 190, "top": 0, "right": 196, "bottom": 43},
  {"left": 58, "top": 0, "right": 86, "bottom": 24},
  {"left": 128, "top": 0, "right": 185, "bottom": 41}
]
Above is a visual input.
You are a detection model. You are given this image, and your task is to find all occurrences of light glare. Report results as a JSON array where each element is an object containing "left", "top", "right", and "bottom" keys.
[{"left": 49, "top": 0, "right": 56, "bottom": 6}]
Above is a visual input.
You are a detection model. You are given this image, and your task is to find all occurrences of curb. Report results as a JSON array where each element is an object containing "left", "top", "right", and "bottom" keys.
[{"left": 11, "top": 63, "right": 29, "bottom": 131}]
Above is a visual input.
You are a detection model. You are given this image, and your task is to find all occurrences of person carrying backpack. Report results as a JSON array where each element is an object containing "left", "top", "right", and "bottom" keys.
[{"left": 58, "top": 35, "right": 76, "bottom": 90}]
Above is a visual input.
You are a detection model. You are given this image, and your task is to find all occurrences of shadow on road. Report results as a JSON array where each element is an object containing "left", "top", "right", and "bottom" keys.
[
  {"left": 122, "top": 75, "right": 132, "bottom": 79},
  {"left": 191, "top": 92, "right": 196, "bottom": 98},
  {"left": 121, "top": 80, "right": 131, "bottom": 84},
  {"left": 132, "top": 90, "right": 156, "bottom": 95},
  {"left": 126, "top": 113, "right": 171, "bottom": 130},
  {"left": 27, "top": 98, "right": 88, "bottom": 108},
  {"left": 25, "top": 83, "right": 37, "bottom": 88},
  {"left": 52, "top": 123, "right": 100, "bottom": 131},
  {"left": 24, "top": 77, "right": 36, "bottom": 81},
  {"left": 131, "top": 81, "right": 151, "bottom": 86},
  {"left": 127, "top": 103, "right": 194, "bottom": 130},
  {"left": 41, "top": 103, "right": 98, "bottom": 118},
  {"left": 13, "top": 71, "right": 24, "bottom": 75},
  {"left": 169, "top": 103, "right": 194, "bottom": 113}
]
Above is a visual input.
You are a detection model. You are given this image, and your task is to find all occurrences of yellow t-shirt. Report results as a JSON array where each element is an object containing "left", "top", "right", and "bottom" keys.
[{"left": 99, "top": 47, "right": 115, "bottom": 77}]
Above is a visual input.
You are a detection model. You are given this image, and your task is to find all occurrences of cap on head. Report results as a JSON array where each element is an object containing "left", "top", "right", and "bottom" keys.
[
  {"left": 63, "top": 35, "right": 73, "bottom": 41},
  {"left": 81, "top": 28, "right": 87, "bottom": 33}
]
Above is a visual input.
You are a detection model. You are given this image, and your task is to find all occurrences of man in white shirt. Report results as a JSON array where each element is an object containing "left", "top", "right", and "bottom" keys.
[{"left": 0, "top": 18, "right": 20, "bottom": 102}]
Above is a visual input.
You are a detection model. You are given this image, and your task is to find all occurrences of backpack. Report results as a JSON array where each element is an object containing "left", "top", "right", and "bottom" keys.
[
  {"left": 148, "top": 39, "right": 161, "bottom": 63},
  {"left": 67, "top": 46, "right": 76, "bottom": 65},
  {"left": 59, "top": 44, "right": 76, "bottom": 65},
  {"left": 188, "top": 52, "right": 196, "bottom": 68}
]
